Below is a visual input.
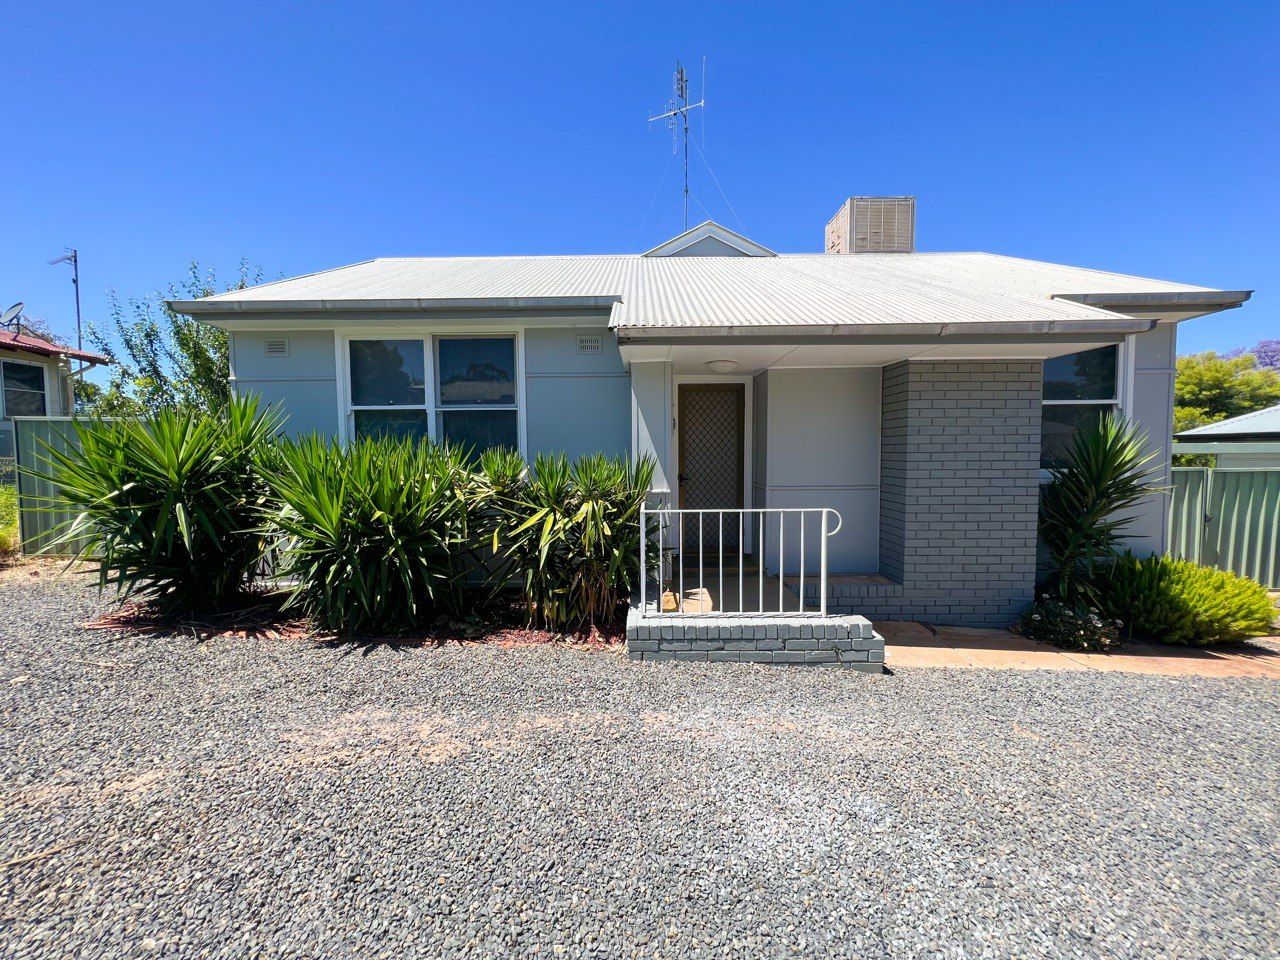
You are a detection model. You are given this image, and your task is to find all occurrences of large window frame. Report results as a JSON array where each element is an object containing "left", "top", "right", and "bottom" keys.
[
  {"left": 336, "top": 328, "right": 526, "bottom": 454},
  {"left": 0, "top": 358, "right": 51, "bottom": 420},
  {"left": 1040, "top": 339, "right": 1132, "bottom": 472}
]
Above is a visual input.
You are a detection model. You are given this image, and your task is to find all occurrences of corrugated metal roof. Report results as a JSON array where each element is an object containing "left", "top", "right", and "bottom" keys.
[
  {"left": 175, "top": 251, "right": 1243, "bottom": 332},
  {"left": 0, "top": 330, "right": 109, "bottom": 365},
  {"left": 1177, "top": 403, "right": 1280, "bottom": 439}
]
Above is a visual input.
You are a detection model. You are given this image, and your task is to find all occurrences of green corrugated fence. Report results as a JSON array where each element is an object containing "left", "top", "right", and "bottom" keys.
[
  {"left": 13, "top": 417, "right": 91, "bottom": 556},
  {"left": 1169, "top": 467, "right": 1280, "bottom": 588}
]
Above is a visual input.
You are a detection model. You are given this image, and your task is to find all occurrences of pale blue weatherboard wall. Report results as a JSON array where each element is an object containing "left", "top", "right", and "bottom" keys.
[
  {"left": 523, "top": 328, "right": 630, "bottom": 460},
  {"left": 230, "top": 327, "right": 629, "bottom": 458},
  {"left": 230, "top": 331, "right": 340, "bottom": 437}
]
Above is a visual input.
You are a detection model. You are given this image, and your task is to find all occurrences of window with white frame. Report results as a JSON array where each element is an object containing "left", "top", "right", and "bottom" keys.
[
  {"left": 1040, "top": 345, "right": 1119, "bottom": 468},
  {"left": 1, "top": 360, "right": 47, "bottom": 419},
  {"left": 345, "top": 335, "right": 518, "bottom": 453}
]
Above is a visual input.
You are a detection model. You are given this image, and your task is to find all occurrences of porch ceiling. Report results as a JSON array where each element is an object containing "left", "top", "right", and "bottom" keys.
[{"left": 620, "top": 337, "right": 1124, "bottom": 374}]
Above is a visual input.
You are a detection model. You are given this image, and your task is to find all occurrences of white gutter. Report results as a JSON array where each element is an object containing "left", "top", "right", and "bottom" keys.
[{"left": 168, "top": 295, "right": 622, "bottom": 315}]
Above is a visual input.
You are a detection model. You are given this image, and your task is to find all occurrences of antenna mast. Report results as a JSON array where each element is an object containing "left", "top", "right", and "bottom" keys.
[{"left": 649, "top": 60, "right": 704, "bottom": 230}]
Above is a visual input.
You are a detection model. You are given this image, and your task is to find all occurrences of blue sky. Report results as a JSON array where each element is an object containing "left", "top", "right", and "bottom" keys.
[{"left": 2, "top": 1, "right": 1275, "bottom": 362}]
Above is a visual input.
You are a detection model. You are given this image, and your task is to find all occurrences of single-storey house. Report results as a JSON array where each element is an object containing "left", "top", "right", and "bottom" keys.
[
  {"left": 1175, "top": 403, "right": 1280, "bottom": 468},
  {"left": 0, "top": 329, "right": 108, "bottom": 459},
  {"left": 170, "top": 198, "right": 1250, "bottom": 667}
]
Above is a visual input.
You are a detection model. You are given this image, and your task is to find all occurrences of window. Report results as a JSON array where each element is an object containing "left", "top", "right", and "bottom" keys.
[
  {"left": 1040, "top": 345, "right": 1119, "bottom": 468},
  {"left": 435, "top": 337, "right": 518, "bottom": 452},
  {"left": 345, "top": 335, "right": 519, "bottom": 454},
  {"left": 2, "top": 361, "right": 47, "bottom": 418}
]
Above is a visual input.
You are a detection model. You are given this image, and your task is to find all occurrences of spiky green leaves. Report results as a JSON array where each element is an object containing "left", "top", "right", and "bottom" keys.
[{"left": 36, "top": 396, "right": 283, "bottom": 612}]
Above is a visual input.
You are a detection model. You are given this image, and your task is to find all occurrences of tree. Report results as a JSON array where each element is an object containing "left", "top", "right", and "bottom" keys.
[
  {"left": 79, "top": 260, "right": 262, "bottom": 415},
  {"left": 1225, "top": 339, "right": 1280, "bottom": 370},
  {"left": 1173, "top": 350, "right": 1280, "bottom": 435}
]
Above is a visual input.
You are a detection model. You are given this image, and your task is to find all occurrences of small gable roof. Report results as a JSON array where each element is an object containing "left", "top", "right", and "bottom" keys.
[{"left": 642, "top": 221, "right": 776, "bottom": 258}]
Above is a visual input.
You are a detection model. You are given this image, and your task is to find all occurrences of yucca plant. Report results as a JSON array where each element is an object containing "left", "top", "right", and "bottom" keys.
[
  {"left": 487, "top": 452, "right": 654, "bottom": 630},
  {"left": 1098, "top": 553, "right": 1276, "bottom": 646},
  {"left": 263, "top": 435, "right": 478, "bottom": 634},
  {"left": 1038, "top": 411, "right": 1163, "bottom": 603},
  {"left": 33, "top": 396, "right": 283, "bottom": 612}
]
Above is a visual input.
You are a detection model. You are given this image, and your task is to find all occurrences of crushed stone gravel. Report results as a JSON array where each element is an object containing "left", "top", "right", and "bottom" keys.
[{"left": 2, "top": 573, "right": 1278, "bottom": 959}]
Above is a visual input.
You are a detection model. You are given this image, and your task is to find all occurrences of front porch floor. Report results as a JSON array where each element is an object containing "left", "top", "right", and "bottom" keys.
[{"left": 882, "top": 621, "right": 1280, "bottom": 679}]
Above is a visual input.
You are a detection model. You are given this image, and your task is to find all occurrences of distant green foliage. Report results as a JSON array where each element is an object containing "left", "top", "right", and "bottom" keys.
[
  {"left": 36, "top": 396, "right": 282, "bottom": 611},
  {"left": 1099, "top": 553, "right": 1276, "bottom": 646},
  {"left": 264, "top": 436, "right": 479, "bottom": 634},
  {"left": 1174, "top": 351, "right": 1280, "bottom": 436},
  {"left": 79, "top": 261, "right": 263, "bottom": 416},
  {"left": 1038, "top": 412, "right": 1163, "bottom": 603},
  {"left": 1018, "top": 595, "right": 1121, "bottom": 652},
  {"left": 0, "top": 483, "right": 18, "bottom": 555}
]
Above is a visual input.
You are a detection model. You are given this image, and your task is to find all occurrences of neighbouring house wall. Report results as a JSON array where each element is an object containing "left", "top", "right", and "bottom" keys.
[
  {"left": 756, "top": 368, "right": 881, "bottom": 574},
  {"left": 523, "top": 328, "right": 629, "bottom": 460},
  {"left": 230, "top": 331, "right": 340, "bottom": 437},
  {"left": 1124, "top": 322, "right": 1177, "bottom": 555},
  {"left": 630, "top": 360, "right": 674, "bottom": 495},
  {"left": 0, "top": 349, "right": 70, "bottom": 458},
  {"left": 841, "top": 360, "right": 1043, "bottom": 627},
  {"left": 1217, "top": 450, "right": 1280, "bottom": 469}
]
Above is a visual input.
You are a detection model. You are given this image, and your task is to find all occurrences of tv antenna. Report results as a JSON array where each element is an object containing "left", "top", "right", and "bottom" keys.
[
  {"left": 649, "top": 59, "right": 705, "bottom": 231},
  {"left": 49, "top": 248, "right": 84, "bottom": 366}
]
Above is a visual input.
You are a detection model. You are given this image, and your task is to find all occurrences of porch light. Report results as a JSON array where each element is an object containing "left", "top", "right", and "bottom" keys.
[{"left": 705, "top": 359, "right": 738, "bottom": 374}]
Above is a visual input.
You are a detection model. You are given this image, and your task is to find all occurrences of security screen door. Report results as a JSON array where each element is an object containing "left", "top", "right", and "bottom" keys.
[{"left": 677, "top": 384, "right": 745, "bottom": 550}]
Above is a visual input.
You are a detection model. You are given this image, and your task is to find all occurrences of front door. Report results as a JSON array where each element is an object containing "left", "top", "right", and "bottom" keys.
[{"left": 678, "top": 384, "right": 745, "bottom": 549}]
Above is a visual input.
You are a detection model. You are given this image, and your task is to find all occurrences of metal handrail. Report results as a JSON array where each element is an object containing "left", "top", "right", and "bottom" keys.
[{"left": 639, "top": 506, "right": 843, "bottom": 618}]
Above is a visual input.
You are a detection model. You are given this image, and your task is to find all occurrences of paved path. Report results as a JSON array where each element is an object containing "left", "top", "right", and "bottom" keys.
[{"left": 882, "top": 620, "right": 1280, "bottom": 678}]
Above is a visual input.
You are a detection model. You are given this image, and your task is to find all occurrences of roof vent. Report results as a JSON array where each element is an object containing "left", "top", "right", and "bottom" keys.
[
  {"left": 825, "top": 197, "right": 915, "bottom": 253},
  {"left": 263, "top": 337, "right": 290, "bottom": 358}
]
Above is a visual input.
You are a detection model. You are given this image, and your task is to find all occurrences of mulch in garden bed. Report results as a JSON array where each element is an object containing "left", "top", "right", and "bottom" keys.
[{"left": 82, "top": 593, "right": 624, "bottom": 652}]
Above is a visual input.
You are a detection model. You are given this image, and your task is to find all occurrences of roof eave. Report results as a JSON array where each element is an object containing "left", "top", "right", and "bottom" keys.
[
  {"left": 169, "top": 295, "right": 623, "bottom": 316},
  {"left": 1052, "top": 290, "right": 1252, "bottom": 313},
  {"left": 613, "top": 318, "right": 1156, "bottom": 340}
]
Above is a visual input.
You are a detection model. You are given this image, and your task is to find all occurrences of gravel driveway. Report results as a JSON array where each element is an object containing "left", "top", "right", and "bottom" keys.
[{"left": 2, "top": 574, "right": 1278, "bottom": 959}]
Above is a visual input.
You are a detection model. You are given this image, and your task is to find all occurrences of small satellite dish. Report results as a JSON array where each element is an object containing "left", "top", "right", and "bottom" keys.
[{"left": 1, "top": 302, "right": 24, "bottom": 328}]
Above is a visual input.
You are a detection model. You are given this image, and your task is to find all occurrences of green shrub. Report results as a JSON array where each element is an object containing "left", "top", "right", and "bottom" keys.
[
  {"left": 0, "top": 483, "right": 18, "bottom": 555},
  {"left": 1098, "top": 553, "right": 1276, "bottom": 646},
  {"left": 264, "top": 435, "right": 479, "bottom": 634},
  {"left": 1018, "top": 595, "right": 1121, "bottom": 652},
  {"left": 1038, "top": 411, "right": 1162, "bottom": 603},
  {"left": 36, "top": 397, "right": 282, "bottom": 612},
  {"left": 485, "top": 452, "right": 654, "bottom": 631}
]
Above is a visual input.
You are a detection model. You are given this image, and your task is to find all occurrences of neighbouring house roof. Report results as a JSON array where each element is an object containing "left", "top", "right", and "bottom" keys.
[
  {"left": 1176, "top": 403, "right": 1280, "bottom": 441},
  {"left": 0, "top": 330, "right": 109, "bottom": 366},
  {"left": 170, "top": 223, "right": 1250, "bottom": 338}
]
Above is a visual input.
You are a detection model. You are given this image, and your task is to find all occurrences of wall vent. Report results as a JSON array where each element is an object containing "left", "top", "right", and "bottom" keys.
[
  {"left": 575, "top": 334, "right": 602, "bottom": 355},
  {"left": 825, "top": 197, "right": 916, "bottom": 253},
  {"left": 263, "top": 337, "right": 290, "bottom": 358}
]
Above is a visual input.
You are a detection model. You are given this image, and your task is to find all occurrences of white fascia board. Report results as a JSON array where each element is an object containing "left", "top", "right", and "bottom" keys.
[{"left": 612, "top": 318, "right": 1155, "bottom": 340}]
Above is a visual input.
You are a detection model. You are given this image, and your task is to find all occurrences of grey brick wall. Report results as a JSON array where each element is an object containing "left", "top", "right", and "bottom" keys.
[
  {"left": 854, "top": 360, "right": 1043, "bottom": 627},
  {"left": 625, "top": 608, "right": 885, "bottom": 672}
]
